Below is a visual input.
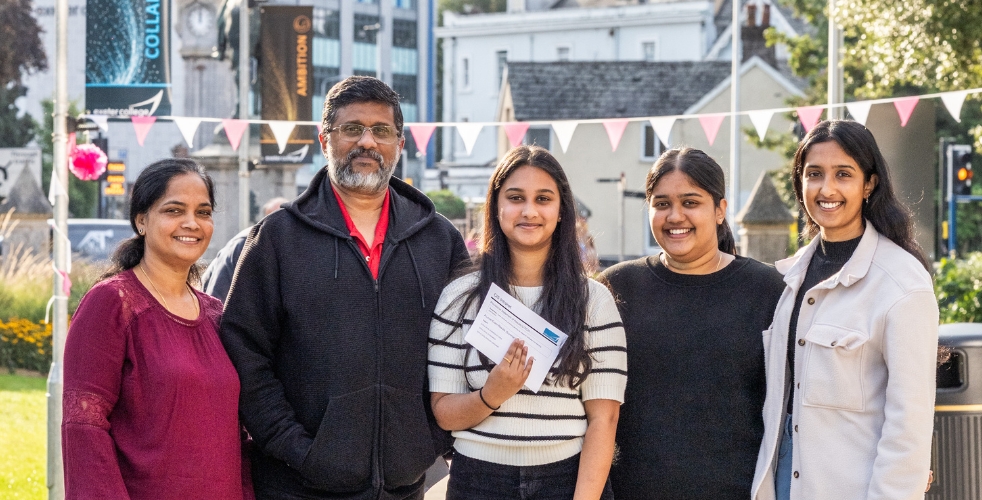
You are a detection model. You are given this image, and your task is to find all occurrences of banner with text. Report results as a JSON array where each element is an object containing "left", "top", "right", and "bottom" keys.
[
  {"left": 260, "top": 5, "right": 315, "bottom": 164},
  {"left": 86, "top": 0, "right": 172, "bottom": 116}
]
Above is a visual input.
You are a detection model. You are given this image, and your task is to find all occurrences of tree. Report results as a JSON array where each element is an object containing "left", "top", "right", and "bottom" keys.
[
  {"left": 0, "top": 0, "right": 47, "bottom": 148},
  {"left": 40, "top": 100, "right": 99, "bottom": 219},
  {"left": 753, "top": 0, "right": 982, "bottom": 254},
  {"left": 426, "top": 189, "right": 466, "bottom": 219}
]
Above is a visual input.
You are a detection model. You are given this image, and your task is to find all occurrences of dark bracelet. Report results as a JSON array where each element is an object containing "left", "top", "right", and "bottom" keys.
[{"left": 479, "top": 387, "right": 500, "bottom": 411}]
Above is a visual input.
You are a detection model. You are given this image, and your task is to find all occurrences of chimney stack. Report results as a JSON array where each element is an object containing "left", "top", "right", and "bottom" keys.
[{"left": 742, "top": 3, "right": 777, "bottom": 66}]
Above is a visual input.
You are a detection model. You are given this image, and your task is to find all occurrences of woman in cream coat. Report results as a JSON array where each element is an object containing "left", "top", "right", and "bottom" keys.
[{"left": 752, "top": 120, "right": 938, "bottom": 500}]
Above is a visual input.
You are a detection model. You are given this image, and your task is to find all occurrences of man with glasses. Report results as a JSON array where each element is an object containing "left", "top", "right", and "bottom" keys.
[{"left": 220, "top": 76, "right": 469, "bottom": 500}]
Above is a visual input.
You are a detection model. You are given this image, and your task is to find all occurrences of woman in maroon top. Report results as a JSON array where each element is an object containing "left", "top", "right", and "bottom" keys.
[{"left": 62, "top": 158, "right": 248, "bottom": 499}]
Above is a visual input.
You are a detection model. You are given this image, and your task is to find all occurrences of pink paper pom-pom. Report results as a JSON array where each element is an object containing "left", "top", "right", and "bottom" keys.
[{"left": 70, "top": 143, "right": 108, "bottom": 181}]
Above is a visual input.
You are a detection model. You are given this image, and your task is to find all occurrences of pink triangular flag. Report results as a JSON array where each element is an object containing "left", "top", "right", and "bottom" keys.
[
  {"left": 504, "top": 122, "right": 530, "bottom": 148},
  {"left": 408, "top": 124, "right": 437, "bottom": 153},
  {"left": 601, "top": 119, "right": 629, "bottom": 152},
  {"left": 222, "top": 119, "right": 249, "bottom": 151},
  {"left": 893, "top": 97, "right": 919, "bottom": 127},
  {"left": 698, "top": 115, "right": 726, "bottom": 146},
  {"left": 57, "top": 269, "right": 72, "bottom": 296},
  {"left": 316, "top": 123, "right": 323, "bottom": 136},
  {"left": 131, "top": 116, "right": 157, "bottom": 146},
  {"left": 796, "top": 106, "right": 825, "bottom": 133}
]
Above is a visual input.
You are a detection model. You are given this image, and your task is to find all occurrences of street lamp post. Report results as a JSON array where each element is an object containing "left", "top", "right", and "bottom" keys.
[
  {"left": 828, "top": 0, "right": 844, "bottom": 119},
  {"left": 729, "top": 0, "right": 741, "bottom": 226},
  {"left": 238, "top": 0, "right": 251, "bottom": 230},
  {"left": 49, "top": 0, "right": 71, "bottom": 495}
]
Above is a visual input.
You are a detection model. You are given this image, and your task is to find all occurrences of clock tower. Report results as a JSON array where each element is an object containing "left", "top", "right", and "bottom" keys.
[{"left": 176, "top": 0, "right": 236, "bottom": 137}]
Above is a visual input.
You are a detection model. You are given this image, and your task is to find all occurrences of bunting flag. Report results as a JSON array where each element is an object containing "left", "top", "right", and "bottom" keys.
[
  {"left": 504, "top": 122, "right": 530, "bottom": 148},
  {"left": 173, "top": 117, "right": 202, "bottom": 148},
  {"left": 456, "top": 123, "right": 484, "bottom": 155},
  {"left": 649, "top": 117, "right": 677, "bottom": 147},
  {"left": 699, "top": 115, "right": 726, "bottom": 146},
  {"left": 131, "top": 116, "right": 156, "bottom": 146},
  {"left": 747, "top": 110, "right": 774, "bottom": 142},
  {"left": 408, "top": 124, "right": 437, "bottom": 154},
  {"left": 551, "top": 121, "right": 578, "bottom": 153},
  {"left": 796, "top": 106, "right": 825, "bottom": 133},
  {"left": 56, "top": 269, "right": 72, "bottom": 296},
  {"left": 893, "top": 97, "right": 919, "bottom": 127},
  {"left": 602, "top": 119, "right": 629, "bottom": 152},
  {"left": 316, "top": 123, "right": 323, "bottom": 136},
  {"left": 941, "top": 91, "right": 971, "bottom": 123},
  {"left": 268, "top": 121, "right": 296, "bottom": 154},
  {"left": 845, "top": 102, "right": 872, "bottom": 126},
  {"left": 222, "top": 119, "right": 249, "bottom": 151}
]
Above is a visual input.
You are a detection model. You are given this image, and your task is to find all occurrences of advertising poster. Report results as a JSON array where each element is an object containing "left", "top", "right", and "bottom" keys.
[
  {"left": 86, "top": 0, "right": 172, "bottom": 116},
  {"left": 260, "top": 5, "right": 315, "bottom": 164}
]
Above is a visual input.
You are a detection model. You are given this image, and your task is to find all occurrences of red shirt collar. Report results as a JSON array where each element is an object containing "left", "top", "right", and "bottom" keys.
[{"left": 331, "top": 184, "right": 391, "bottom": 279}]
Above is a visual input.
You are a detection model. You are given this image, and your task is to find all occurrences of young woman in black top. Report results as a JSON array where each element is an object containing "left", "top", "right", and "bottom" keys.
[{"left": 601, "top": 147, "right": 786, "bottom": 499}]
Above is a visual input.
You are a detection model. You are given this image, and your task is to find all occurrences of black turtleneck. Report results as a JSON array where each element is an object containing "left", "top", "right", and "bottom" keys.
[{"left": 786, "top": 235, "right": 863, "bottom": 413}]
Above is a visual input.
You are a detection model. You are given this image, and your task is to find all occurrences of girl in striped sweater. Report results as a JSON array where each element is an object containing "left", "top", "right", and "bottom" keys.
[{"left": 428, "top": 146, "right": 627, "bottom": 500}]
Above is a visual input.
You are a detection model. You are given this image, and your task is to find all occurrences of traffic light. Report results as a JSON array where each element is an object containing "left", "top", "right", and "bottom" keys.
[{"left": 949, "top": 145, "right": 973, "bottom": 197}]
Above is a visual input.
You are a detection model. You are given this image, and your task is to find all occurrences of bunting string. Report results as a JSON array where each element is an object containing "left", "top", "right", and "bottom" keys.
[{"left": 79, "top": 88, "right": 981, "bottom": 152}]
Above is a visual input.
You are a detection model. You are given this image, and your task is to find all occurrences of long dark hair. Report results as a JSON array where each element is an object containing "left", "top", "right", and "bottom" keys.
[
  {"left": 792, "top": 120, "right": 930, "bottom": 272},
  {"left": 451, "top": 145, "right": 591, "bottom": 389},
  {"left": 102, "top": 158, "right": 216, "bottom": 283},
  {"left": 645, "top": 147, "right": 737, "bottom": 254}
]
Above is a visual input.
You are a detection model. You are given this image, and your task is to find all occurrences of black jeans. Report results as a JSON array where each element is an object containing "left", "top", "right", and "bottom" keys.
[{"left": 446, "top": 452, "right": 615, "bottom": 500}]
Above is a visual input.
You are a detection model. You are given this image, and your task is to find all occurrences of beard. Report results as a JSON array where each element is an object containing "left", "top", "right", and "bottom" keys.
[{"left": 327, "top": 147, "right": 397, "bottom": 195}]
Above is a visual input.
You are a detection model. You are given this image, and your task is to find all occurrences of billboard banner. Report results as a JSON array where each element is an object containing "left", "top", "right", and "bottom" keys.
[
  {"left": 260, "top": 5, "right": 315, "bottom": 164},
  {"left": 86, "top": 0, "right": 172, "bottom": 117},
  {"left": 0, "top": 149, "right": 43, "bottom": 200}
]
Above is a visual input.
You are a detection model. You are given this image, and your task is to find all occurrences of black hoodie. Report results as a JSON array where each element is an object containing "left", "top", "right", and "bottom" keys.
[{"left": 220, "top": 167, "right": 469, "bottom": 500}]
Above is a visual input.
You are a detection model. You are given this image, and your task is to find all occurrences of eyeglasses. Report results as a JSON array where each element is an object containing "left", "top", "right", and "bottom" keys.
[{"left": 326, "top": 123, "right": 401, "bottom": 144}]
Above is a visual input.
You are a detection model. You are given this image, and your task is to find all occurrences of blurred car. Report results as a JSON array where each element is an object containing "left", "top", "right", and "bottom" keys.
[{"left": 59, "top": 219, "right": 133, "bottom": 262}]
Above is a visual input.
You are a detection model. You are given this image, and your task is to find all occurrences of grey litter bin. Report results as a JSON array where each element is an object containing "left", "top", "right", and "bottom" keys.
[{"left": 928, "top": 323, "right": 982, "bottom": 500}]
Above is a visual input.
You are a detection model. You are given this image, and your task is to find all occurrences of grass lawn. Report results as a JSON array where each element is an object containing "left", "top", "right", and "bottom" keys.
[{"left": 0, "top": 373, "right": 47, "bottom": 499}]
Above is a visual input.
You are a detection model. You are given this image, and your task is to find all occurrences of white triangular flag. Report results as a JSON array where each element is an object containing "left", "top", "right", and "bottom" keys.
[
  {"left": 649, "top": 117, "right": 677, "bottom": 147},
  {"left": 551, "top": 121, "right": 578, "bottom": 153},
  {"left": 48, "top": 171, "right": 67, "bottom": 207},
  {"left": 747, "top": 110, "right": 774, "bottom": 142},
  {"left": 845, "top": 102, "right": 872, "bottom": 126},
  {"left": 173, "top": 117, "right": 202, "bottom": 148},
  {"left": 455, "top": 123, "right": 484, "bottom": 156},
  {"left": 86, "top": 114, "right": 109, "bottom": 132},
  {"left": 268, "top": 121, "right": 296, "bottom": 154},
  {"left": 941, "top": 90, "right": 971, "bottom": 123}
]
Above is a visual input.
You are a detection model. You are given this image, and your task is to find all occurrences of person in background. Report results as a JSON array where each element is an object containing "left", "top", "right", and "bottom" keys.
[
  {"left": 752, "top": 120, "right": 938, "bottom": 500},
  {"left": 201, "top": 196, "right": 289, "bottom": 303},
  {"left": 601, "top": 148, "right": 786, "bottom": 500},
  {"left": 220, "top": 76, "right": 469, "bottom": 500},
  {"left": 62, "top": 158, "right": 249, "bottom": 499},
  {"left": 428, "top": 145, "right": 627, "bottom": 500}
]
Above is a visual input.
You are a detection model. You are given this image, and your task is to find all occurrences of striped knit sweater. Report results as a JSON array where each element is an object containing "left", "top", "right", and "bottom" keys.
[{"left": 427, "top": 272, "right": 627, "bottom": 467}]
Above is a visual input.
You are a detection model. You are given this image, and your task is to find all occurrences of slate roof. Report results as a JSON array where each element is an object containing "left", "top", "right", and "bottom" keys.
[
  {"left": 506, "top": 61, "right": 733, "bottom": 121},
  {"left": 736, "top": 171, "right": 794, "bottom": 224}
]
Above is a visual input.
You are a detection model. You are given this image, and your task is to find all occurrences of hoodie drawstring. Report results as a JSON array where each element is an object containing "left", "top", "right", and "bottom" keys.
[
  {"left": 334, "top": 239, "right": 339, "bottom": 279},
  {"left": 405, "top": 242, "right": 426, "bottom": 310}
]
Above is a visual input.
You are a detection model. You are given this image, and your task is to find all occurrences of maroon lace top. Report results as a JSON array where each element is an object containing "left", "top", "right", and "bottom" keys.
[{"left": 62, "top": 269, "right": 246, "bottom": 499}]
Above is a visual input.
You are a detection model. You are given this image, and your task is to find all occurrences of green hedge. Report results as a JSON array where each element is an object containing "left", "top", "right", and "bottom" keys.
[{"left": 935, "top": 252, "right": 982, "bottom": 323}]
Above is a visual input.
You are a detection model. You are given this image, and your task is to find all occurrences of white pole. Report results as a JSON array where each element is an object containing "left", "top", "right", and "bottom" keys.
[
  {"left": 238, "top": 0, "right": 251, "bottom": 230},
  {"left": 827, "top": 0, "right": 843, "bottom": 119},
  {"left": 48, "top": 0, "right": 70, "bottom": 494},
  {"left": 729, "top": 0, "right": 741, "bottom": 222}
]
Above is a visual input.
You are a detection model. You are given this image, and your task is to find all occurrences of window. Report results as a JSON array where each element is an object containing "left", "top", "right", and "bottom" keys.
[
  {"left": 641, "top": 122, "right": 661, "bottom": 161},
  {"left": 642, "top": 41, "right": 656, "bottom": 62},
  {"left": 525, "top": 127, "right": 551, "bottom": 150},
  {"left": 496, "top": 50, "right": 508, "bottom": 89},
  {"left": 556, "top": 46, "right": 570, "bottom": 61},
  {"left": 644, "top": 206, "right": 661, "bottom": 255},
  {"left": 461, "top": 57, "right": 470, "bottom": 89}
]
